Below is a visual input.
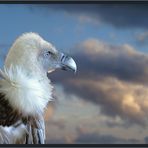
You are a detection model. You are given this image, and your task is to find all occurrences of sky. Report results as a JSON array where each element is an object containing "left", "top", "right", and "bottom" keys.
[{"left": 1, "top": 3, "right": 148, "bottom": 144}]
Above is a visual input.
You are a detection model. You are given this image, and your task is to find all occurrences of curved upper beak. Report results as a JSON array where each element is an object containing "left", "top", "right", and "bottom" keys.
[{"left": 60, "top": 53, "right": 77, "bottom": 73}]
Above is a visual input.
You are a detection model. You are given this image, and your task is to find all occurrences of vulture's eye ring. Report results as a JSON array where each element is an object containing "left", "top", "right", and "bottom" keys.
[
  {"left": 45, "top": 51, "right": 53, "bottom": 56},
  {"left": 48, "top": 51, "right": 52, "bottom": 54}
]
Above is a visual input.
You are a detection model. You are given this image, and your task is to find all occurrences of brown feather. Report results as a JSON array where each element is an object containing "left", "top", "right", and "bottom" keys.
[
  {"left": 0, "top": 93, "right": 23, "bottom": 126},
  {"left": 0, "top": 92, "right": 46, "bottom": 144}
]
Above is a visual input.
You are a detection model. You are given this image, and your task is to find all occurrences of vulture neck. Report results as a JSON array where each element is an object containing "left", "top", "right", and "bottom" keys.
[{"left": 0, "top": 65, "right": 53, "bottom": 117}]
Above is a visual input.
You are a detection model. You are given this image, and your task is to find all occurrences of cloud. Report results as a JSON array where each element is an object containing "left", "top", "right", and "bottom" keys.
[
  {"left": 46, "top": 118, "right": 66, "bottom": 130},
  {"left": 69, "top": 77, "right": 148, "bottom": 125},
  {"left": 46, "top": 138, "right": 65, "bottom": 144},
  {"left": 74, "top": 132, "right": 140, "bottom": 144},
  {"left": 135, "top": 31, "right": 148, "bottom": 45},
  {"left": 32, "top": 4, "right": 148, "bottom": 29},
  {"left": 46, "top": 130, "right": 141, "bottom": 144},
  {"left": 44, "top": 84, "right": 146, "bottom": 144},
  {"left": 48, "top": 38, "right": 148, "bottom": 126},
  {"left": 50, "top": 38, "right": 148, "bottom": 85},
  {"left": 77, "top": 39, "right": 148, "bottom": 84},
  {"left": 144, "top": 136, "right": 148, "bottom": 144},
  {"left": 44, "top": 103, "right": 55, "bottom": 121}
]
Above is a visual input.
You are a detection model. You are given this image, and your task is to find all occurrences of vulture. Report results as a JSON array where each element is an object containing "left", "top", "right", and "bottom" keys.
[{"left": 0, "top": 32, "right": 77, "bottom": 144}]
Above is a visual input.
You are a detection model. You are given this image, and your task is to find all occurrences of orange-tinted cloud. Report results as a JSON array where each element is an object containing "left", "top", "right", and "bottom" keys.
[{"left": 49, "top": 38, "right": 148, "bottom": 126}]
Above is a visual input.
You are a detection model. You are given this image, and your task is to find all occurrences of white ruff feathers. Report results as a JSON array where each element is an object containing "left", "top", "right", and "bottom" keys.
[{"left": 0, "top": 65, "right": 53, "bottom": 116}]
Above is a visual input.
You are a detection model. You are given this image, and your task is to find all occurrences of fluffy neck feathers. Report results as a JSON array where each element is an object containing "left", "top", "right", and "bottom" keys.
[{"left": 0, "top": 65, "right": 53, "bottom": 117}]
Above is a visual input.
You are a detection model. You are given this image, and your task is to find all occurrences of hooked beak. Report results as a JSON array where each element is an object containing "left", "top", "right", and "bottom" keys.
[{"left": 60, "top": 53, "right": 77, "bottom": 73}]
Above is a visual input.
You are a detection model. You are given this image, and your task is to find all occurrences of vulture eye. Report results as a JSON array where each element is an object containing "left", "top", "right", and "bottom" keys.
[
  {"left": 45, "top": 51, "right": 53, "bottom": 56},
  {"left": 48, "top": 51, "right": 53, "bottom": 55}
]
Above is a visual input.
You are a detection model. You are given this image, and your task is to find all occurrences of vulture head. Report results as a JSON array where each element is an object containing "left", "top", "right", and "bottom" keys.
[
  {"left": 0, "top": 32, "right": 77, "bottom": 117},
  {"left": 5, "top": 32, "right": 77, "bottom": 76}
]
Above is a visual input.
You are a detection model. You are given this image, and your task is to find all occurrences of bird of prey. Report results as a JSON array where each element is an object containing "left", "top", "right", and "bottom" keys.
[{"left": 0, "top": 32, "right": 77, "bottom": 144}]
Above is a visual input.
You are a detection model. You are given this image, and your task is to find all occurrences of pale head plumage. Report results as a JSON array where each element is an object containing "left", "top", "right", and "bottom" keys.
[{"left": 5, "top": 32, "right": 58, "bottom": 76}]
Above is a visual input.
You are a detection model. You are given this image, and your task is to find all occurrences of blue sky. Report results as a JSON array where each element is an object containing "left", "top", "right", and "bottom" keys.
[
  {"left": 1, "top": 4, "right": 147, "bottom": 52},
  {"left": 1, "top": 4, "right": 148, "bottom": 144}
]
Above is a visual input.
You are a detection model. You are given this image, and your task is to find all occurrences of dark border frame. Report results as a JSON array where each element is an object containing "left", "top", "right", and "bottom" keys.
[
  {"left": 0, "top": 144, "right": 148, "bottom": 147},
  {"left": 0, "top": 1, "right": 148, "bottom": 4},
  {"left": 0, "top": 0, "right": 148, "bottom": 147}
]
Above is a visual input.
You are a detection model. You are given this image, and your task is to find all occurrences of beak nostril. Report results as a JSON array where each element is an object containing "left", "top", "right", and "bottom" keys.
[{"left": 61, "top": 55, "right": 65, "bottom": 62}]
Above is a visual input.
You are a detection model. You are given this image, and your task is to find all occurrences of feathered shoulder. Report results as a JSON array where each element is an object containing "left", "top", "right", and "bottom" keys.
[{"left": 0, "top": 65, "right": 53, "bottom": 117}]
